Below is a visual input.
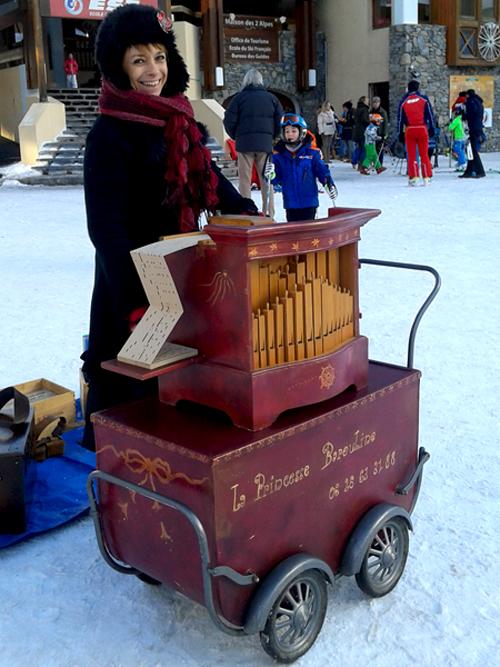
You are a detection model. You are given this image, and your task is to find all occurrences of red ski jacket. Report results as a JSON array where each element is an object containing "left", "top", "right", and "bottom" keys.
[{"left": 397, "top": 92, "right": 435, "bottom": 135}]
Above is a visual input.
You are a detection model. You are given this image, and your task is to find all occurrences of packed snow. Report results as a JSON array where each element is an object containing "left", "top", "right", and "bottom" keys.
[{"left": 0, "top": 153, "right": 499, "bottom": 666}]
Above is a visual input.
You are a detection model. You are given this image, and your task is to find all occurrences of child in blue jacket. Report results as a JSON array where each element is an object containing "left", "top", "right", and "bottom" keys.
[{"left": 265, "top": 113, "right": 337, "bottom": 222}]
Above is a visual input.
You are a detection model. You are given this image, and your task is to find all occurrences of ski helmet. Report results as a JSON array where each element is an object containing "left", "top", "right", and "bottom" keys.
[{"left": 281, "top": 113, "right": 307, "bottom": 145}]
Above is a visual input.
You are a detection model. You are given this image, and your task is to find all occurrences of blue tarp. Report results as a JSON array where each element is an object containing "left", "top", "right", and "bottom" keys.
[{"left": 0, "top": 426, "right": 95, "bottom": 549}]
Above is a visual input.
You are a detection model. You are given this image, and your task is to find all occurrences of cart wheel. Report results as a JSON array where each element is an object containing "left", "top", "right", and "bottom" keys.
[
  {"left": 355, "top": 517, "right": 409, "bottom": 598},
  {"left": 259, "top": 569, "right": 327, "bottom": 663},
  {"left": 136, "top": 571, "right": 161, "bottom": 586}
]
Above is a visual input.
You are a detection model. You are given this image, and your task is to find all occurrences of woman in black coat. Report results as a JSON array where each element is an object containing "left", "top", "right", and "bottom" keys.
[
  {"left": 351, "top": 96, "right": 370, "bottom": 168},
  {"left": 82, "top": 5, "right": 258, "bottom": 450}
]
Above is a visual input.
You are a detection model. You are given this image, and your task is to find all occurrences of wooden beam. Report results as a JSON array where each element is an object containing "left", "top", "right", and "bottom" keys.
[
  {"left": 30, "top": 0, "right": 47, "bottom": 102},
  {"left": 295, "top": 0, "right": 316, "bottom": 91},
  {"left": 201, "top": 0, "right": 224, "bottom": 91}
]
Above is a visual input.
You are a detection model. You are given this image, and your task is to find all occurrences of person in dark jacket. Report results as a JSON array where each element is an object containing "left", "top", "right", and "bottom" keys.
[
  {"left": 337, "top": 100, "right": 354, "bottom": 161},
  {"left": 223, "top": 69, "right": 283, "bottom": 217},
  {"left": 81, "top": 5, "right": 258, "bottom": 450},
  {"left": 460, "top": 89, "right": 486, "bottom": 179},
  {"left": 370, "top": 96, "right": 389, "bottom": 164},
  {"left": 351, "top": 96, "right": 370, "bottom": 168},
  {"left": 267, "top": 114, "right": 336, "bottom": 222}
]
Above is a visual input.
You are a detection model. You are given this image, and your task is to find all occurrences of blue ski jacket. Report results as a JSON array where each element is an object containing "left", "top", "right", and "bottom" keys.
[{"left": 271, "top": 136, "right": 333, "bottom": 210}]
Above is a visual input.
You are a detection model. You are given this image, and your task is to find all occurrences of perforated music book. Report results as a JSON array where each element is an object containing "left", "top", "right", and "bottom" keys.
[{"left": 117, "top": 233, "right": 208, "bottom": 369}]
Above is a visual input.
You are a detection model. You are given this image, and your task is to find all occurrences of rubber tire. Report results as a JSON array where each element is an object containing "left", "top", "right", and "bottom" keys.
[
  {"left": 136, "top": 571, "right": 162, "bottom": 586},
  {"left": 259, "top": 569, "right": 327, "bottom": 663},
  {"left": 355, "top": 517, "right": 409, "bottom": 598}
]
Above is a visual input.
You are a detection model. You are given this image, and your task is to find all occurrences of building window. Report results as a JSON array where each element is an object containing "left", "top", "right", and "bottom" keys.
[
  {"left": 419, "top": 0, "right": 431, "bottom": 22},
  {"left": 373, "top": 0, "right": 391, "bottom": 29},
  {"left": 372, "top": 1, "right": 433, "bottom": 28},
  {"left": 457, "top": 1, "right": 500, "bottom": 61},
  {"left": 459, "top": 27, "right": 477, "bottom": 56},
  {"left": 460, "top": 0, "right": 477, "bottom": 17},
  {"left": 481, "top": 0, "right": 495, "bottom": 19}
]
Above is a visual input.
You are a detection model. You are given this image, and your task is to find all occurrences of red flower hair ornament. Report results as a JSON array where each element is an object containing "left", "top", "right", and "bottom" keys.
[{"left": 157, "top": 11, "right": 173, "bottom": 33}]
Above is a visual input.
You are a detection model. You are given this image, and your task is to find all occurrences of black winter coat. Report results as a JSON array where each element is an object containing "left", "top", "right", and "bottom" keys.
[
  {"left": 352, "top": 102, "right": 370, "bottom": 143},
  {"left": 465, "top": 93, "right": 484, "bottom": 135},
  {"left": 82, "top": 115, "right": 257, "bottom": 443},
  {"left": 223, "top": 84, "right": 283, "bottom": 153}
]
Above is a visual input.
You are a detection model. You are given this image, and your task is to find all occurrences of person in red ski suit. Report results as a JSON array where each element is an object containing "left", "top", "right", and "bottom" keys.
[{"left": 397, "top": 80, "right": 435, "bottom": 185}]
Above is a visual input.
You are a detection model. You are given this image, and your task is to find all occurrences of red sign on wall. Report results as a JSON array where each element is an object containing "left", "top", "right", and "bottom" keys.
[{"left": 48, "top": 0, "right": 158, "bottom": 21}]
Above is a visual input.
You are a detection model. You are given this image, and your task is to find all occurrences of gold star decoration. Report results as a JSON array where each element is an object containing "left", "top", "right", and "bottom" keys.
[
  {"left": 269, "top": 243, "right": 278, "bottom": 251},
  {"left": 160, "top": 521, "right": 173, "bottom": 544},
  {"left": 248, "top": 248, "right": 258, "bottom": 257},
  {"left": 311, "top": 238, "right": 320, "bottom": 248},
  {"left": 319, "top": 364, "right": 336, "bottom": 389},
  {"left": 118, "top": 501, "right": 128, "bottom": 520},
  {"left": 292, "top": 242, "right": 300, "bottom": 251}
]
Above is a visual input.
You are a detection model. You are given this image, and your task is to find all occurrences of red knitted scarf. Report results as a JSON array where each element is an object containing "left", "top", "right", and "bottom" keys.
[{"left": 99, "top": 80, "right": 218, "bottom": 232}]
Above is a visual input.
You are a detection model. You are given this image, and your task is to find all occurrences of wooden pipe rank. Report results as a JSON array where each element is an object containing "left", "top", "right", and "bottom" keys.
[{"left": 251, "top": 251, "right": 354, "bottom": 369}]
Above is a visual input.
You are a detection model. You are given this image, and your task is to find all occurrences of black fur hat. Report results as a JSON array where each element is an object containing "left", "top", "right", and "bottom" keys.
[{"left": 95, "top": 4, "right": 189, "bottom": 96}]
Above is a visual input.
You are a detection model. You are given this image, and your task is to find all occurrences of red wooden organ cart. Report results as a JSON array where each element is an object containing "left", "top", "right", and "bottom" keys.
[{"left": 87, "top": 208, "right": 440, "bottom": 662}]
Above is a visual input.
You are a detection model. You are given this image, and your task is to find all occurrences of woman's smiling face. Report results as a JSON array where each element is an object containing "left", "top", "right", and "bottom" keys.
[{"left": 122, "top": 43, "right": 168, "bottom": 95}]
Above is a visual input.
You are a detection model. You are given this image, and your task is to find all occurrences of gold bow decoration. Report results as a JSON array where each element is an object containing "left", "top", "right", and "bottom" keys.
[{"left": 98, "top": 445, "right": 207, "bottom": 491}]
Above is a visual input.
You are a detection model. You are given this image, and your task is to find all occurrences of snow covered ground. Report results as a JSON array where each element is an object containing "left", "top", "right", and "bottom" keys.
[{"left": 0, "top": 154, "right": 499, "bottom": 666}]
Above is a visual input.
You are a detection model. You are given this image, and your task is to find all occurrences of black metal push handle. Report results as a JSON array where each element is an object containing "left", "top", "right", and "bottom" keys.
[{"left": 359, "top": 259, "right": 441, "bottom": 369}]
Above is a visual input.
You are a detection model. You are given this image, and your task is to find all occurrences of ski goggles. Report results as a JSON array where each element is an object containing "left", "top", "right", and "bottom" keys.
[{"left": 281, "top": 114, "right": 306, "bottom": 128}]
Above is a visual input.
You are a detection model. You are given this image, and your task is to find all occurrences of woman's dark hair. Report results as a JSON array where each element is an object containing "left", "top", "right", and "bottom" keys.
[
  {"left": 95, "top": 4, "right": 189, "bottom": 95},
  {"left": 342, "top": 100, "right": 353, "bottom": 109}
]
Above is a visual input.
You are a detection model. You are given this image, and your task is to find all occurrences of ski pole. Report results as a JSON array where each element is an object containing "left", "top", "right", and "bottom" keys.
[{"left": 262, "top": 155, "right": 274, "bottom": 217}]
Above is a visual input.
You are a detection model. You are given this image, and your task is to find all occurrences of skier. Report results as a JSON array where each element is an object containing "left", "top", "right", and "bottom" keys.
[
  {"left": 359, "top": 114, "right": 387, "bottom": 175},
  {"left": 397, "top": 80, "right": 435, "bottom": 186},
  {"left": 448, "top": 107, "right": 467, "bottom": 172},
  {"left": 264, "top": 113, "right": 337, "bottom": 222}
]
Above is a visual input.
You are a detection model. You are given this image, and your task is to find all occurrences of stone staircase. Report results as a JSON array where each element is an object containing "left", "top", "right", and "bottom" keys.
[
  {"left": 24, "top": 87, "right": 237, "bottom": 185},
  {"left": 29, "top": 88, "right": 99, "bottom": 184}
]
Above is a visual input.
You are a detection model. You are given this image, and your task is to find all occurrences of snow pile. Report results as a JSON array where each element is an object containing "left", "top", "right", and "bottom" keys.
[{"left": 0, "top": 161, "right": 40, "bottom": 183}]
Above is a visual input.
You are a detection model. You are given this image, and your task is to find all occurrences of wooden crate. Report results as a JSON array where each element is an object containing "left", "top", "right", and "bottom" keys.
[{"left": 13, "top": 379, "right": 75, "bottom": 426}]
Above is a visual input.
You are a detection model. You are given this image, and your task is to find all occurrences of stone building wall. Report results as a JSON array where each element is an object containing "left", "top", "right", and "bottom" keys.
[
  {"left": 204, "top": 30, "right": 326, "bottom": 135},
  {"left": 389, "top": 24, "right": 500, "bottom": 151}
]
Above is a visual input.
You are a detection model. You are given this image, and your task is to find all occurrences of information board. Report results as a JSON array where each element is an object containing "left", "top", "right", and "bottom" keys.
[
  {"left": 450, "top": 74, "right": 494, "bottom": 128},
  {"left": 224, "top": 14, "right": 279, "bottom": 63}
]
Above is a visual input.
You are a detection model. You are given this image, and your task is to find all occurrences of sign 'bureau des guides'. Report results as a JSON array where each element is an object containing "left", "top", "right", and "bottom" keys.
[{"left": 224, "top": 15, "right": 280, "bottom": 64}]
